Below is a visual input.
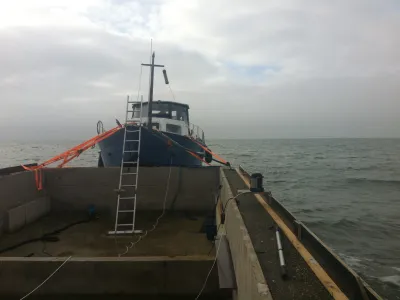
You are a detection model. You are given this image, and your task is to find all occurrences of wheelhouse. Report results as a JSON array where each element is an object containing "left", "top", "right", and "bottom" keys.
[
  {"left": 131, "top": 100, "right": 205, "bottom": 143},
  {"left": 132, "top": 101, "right": 189, "bottom": 123}
]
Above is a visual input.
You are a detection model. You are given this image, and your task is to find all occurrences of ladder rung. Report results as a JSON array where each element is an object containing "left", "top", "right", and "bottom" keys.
[
  {"left": 108, "top": 230, "right": 137, "bottom": 235},
  {"left": 108, "top": 230, "right": 143, "bottom": 235},
  {"left": 117, "top": 224, "right": 134, "bottom": 226},
  {"left": 124, "top": 150, "right": 139, "bottom": 153},
  {"left": 108, "top": 230, "right": 131, "bottom": 234},
  {"left": 126, "top": 130, "right": 140, "bottom": 133},
  {"left": 121, "top": 184, "right": 136, "bottom": 187},
  {"left": 123, "top": 161, "right": 137, "bottom": 164},
  {"left": 119, "top": 196, "right": 136, "bottom": 199},
  {"left": 127, "top": 101, "right": 140, "bottom": 104},
  {"left": 125, "top": 140, "right": 140, "bottom": 142},
  {"left": 118, "top": 210, "right": 135, "bottom": 213}
]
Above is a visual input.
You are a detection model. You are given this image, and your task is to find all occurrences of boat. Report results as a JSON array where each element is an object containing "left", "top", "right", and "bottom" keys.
[
  {"left": 97, "top": 100, "right": 207, "bottom": 167},
  {"left": 97, "top": 52, "right": 209, "bottom": 168},
  {"left": 0, "top": 164, "right": 384, "bottom": 299},
  {"left": 0, "top": 49, "right": 385, "bottom": 300}
]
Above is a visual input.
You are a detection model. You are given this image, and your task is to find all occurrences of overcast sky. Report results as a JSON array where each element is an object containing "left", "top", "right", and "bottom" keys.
[{"left": 1, "top": 0, "right": 399, "bottom": 140}]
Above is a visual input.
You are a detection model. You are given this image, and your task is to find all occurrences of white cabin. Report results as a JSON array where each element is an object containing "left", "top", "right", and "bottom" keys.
[{"left": 131, "top": 100, "right": 205, "bottom": 142}]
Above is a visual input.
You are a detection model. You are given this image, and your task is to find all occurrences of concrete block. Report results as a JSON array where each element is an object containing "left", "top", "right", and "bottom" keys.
[
  {"left": 0, "top": 171, "right": 38, "bottom": 214},
  {"left": 5, "top": 197, "right": 51, "bottom": 233},
  {"left": 6, "top": 204, "right": 26, "bottom": 233},
  {"left": 25, "top": 197, "right": 50, "bottom": 224}
]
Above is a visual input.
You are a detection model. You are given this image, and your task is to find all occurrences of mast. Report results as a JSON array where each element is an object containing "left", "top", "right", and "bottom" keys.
[{"left": 142, "top": 52, "right": 164, "bottom": 130}]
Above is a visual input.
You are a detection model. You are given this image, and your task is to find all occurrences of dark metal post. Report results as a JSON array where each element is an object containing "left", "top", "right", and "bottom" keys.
[
  {"left": 148, "top": 52, "right": 155, "bottom": 130},
  {"left": 141, "top": 51, "right": 164, "bottom": 130}
]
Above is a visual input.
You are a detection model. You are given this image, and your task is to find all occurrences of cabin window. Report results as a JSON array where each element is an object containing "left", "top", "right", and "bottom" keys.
[
  {"left": 143, "top": 122, "right": 159, "bottom": 130},
  {"left": 152, "top": 103, "right": 170, "bottom": 118},
  {"left": 132, "top": 104, "right": 146, "bottom": 118},
  {"left": 132, "top": 102, "right": 189, "bottom": 122},
  {"left": 166, "top": 124, "right": 181, "bottom": 134}
]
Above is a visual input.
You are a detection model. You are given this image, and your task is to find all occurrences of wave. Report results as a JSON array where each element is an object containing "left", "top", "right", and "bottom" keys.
[
  {"left": 338, "top": 253, "right": 365, "bottom": 269},
  {"left": 379, "top": 275, "right": 400, "bottom": 287},
  {"left": 268, "top": 179, "right": 287, "bottom": 183},
  {"left": 304, "top": 218, "right": 360, "bottom": 229},
  {"left": 294, "top": 207, "right": 325, "bottom": 214},
  {"left": 237, "top": 154, "right": 254, "bottom": 157},
  {"left": 347, "top": 177, "right": 400, "bottom": 185},
  {"left": 346, "top": 166, "right": 380, "bottom": 171}
]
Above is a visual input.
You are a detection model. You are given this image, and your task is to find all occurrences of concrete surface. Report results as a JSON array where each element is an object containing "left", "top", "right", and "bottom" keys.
[
  {"left": 43, "top": 167, "right": 219, "bottom": 213},
  {"left": 0, "top": 171, "right": 39, "bottom": 213},
  {"left": 26, "top": 197, "right": 51, "bottom": 224},
  {"left": 0, "top": 171, "right": 44, "bottom": 236},
  {"left": 0, "top": 171, "right": 41, "bottom": 235},
  {"left": 0, "top": 256, "right": 220, "bottom": 297},
  {"left": 17, "top": 296, "right": 231, "bottom": 300},
  {"left": 216, "top": 235, "right": 236, "bottom": 289},
  {"left": 0, "top": 167, "right": 226, "bottom": 298},
  {"left": 5, "top": 197, "right": 50, "bottom": 233},
  {"left": 0, "top": 215, "right": 3, "bottom": 236},
  {"left": 0, "top": 211, "right": 214, "bottom": 257},
  {"left": 219, "top": 169, "right": 272, "bottom": 300},
  {"left": 5, "top": 204, "right": 26, "bottom": 233},
  {"left": 0, "top": 209, "right": 224, "bottom": 297},
  {"left": 223, "top": 168, "right": 333, "bottom": 300},
  {"left": 22, "top": 296, "right": 230, "bottom": 300}
]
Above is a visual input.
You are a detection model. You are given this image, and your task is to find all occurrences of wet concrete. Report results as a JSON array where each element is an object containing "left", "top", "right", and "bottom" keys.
[
  {"left": 0, "top": 210, "right": 225, "bottom": 298},
  {"left": 25, "top": 295, "right": 232, "bottom": 300},
  {"left": 0, "top": 211, "right": 214, "bottom": 257}
]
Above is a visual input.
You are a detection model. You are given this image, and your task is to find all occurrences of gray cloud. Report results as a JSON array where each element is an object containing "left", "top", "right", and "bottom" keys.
[{"left": 0, "top": 0, "right": 399, "bottom": 141}]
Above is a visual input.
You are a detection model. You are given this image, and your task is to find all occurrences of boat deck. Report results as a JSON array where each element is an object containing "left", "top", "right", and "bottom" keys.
[
  {"left": 223, "top": 168, "right": 333, "bottom": 300},
  {"left": 0, "top": 166, "right": 383, "bottom": 299},
  {"left": 0, "top": 211, "right": 214, "bottom": 258}
]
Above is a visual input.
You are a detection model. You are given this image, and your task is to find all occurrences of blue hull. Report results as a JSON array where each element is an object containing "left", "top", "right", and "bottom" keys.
[{"left": 98, "top": 126, "right": 205, "bottom": 167}]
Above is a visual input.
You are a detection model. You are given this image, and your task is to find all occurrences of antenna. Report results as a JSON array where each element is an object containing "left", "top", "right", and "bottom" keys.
[{"left": 149, "top": 39, "right": 153, "bottom": 62}]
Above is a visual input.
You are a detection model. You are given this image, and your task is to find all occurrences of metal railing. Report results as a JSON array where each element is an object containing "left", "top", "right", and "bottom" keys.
[
  {"left": 124, "top": 106, "right": 206, "bottom": 144},
  {"left": 185, "top": 123, "right": 205, "bottom": 143}
]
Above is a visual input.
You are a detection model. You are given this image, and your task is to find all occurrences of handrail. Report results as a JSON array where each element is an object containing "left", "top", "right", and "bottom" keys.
[
  {"left": 185, "top": 122, "right": 205, "bottom": 143},
  {"left": 128, "top": 112, "right": 205, "bottom": 144}
]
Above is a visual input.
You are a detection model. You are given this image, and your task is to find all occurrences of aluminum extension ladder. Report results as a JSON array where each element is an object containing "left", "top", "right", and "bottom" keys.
[{"left": 109, "top": 95, "right": 143, "bottom": 235}]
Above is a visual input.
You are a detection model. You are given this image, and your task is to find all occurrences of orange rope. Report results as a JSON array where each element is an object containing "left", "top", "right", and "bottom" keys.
[
  {"left": 152, "top": 129, "right": 210, "bottom": 166},
  {"left": 188, "top": 136, "right": 228, "bottom": 165},
  {"left": 186, "top": 150, "right": 210, "bottom": 166},
  {"left": 22, "top": 125, "right": 123, "bottom": 189},
  {"left": 22, "top": 125, "right": 122, "bottom": 171},
  {"left": 34, "top": 169, "right": 43, "bottom": 190}
]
